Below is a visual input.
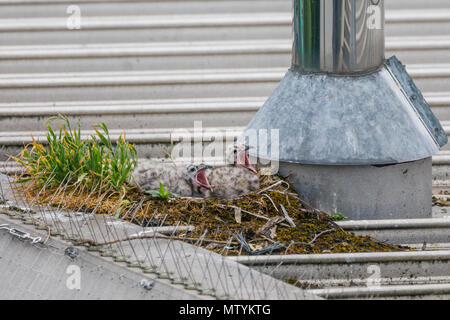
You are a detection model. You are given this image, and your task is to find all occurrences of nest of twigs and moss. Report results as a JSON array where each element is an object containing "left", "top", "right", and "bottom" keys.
[
  {"left": 11, "top": 116, "right": 407, "bottom": 256},
  {"left": 16, "top": 173, "right": 407, "bottom": 256}
]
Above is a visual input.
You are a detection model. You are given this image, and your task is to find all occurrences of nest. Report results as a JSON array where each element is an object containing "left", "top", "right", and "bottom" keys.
[{"left": 18, "top": 173, "right": 407, "bottom": 256}]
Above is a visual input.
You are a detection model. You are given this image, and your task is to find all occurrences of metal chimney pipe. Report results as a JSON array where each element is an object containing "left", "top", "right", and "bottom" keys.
[
  {"left": 240, "top": 0, "right": 448, "bottom": 220},
  {"left": 292, "top": 0, "right": 385, "bottom": 74}
]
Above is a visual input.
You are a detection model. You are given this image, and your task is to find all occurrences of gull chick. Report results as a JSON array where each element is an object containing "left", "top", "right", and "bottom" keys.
[
  {"left": 133, "top": 161, "right": 213, "bottom": 197},
  {"left": 205, "top": 144, "right": 260, "bottom": 200}
]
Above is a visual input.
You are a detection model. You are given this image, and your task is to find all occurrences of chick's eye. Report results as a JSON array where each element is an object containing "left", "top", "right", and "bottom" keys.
[{"left": 190, "top": 167, "right": 196, "bottom": 172}]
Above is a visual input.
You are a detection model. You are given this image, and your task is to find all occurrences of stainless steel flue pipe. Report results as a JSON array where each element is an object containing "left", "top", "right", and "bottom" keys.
[
  {"left": 292, "top": 0, "right": 385, "bottom": 74},
  {"left": 240, "top": 0, "right": 447, "bottom": 219}
]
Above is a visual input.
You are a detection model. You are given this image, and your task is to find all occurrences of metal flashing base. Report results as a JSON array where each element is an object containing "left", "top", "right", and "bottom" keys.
[
  {"left": 279, "top": 157, "right": 432, "bottom": 220},
  {"left": 241, "top": 57, "right": 446, "bottom": 165}
]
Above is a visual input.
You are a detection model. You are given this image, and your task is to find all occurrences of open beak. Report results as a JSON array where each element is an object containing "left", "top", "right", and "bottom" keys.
[
  {"left": 238, "top": 149, "right": 257, "bottom": 174},
  {"left": 194, "top": 164, "right": 214, "bottom": 190}
]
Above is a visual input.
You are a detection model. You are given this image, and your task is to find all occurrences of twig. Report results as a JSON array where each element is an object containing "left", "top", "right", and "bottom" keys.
[
  {"left": 232, "top": 232, "right": 284, "bottom": 255},
  {"left": 289, "top": 194, "right": 344, "bottom": 231},
  {"left": 290, "top": 229, "right": 335, "bottom": 246},
  {"left": 257, "top": 216, "right": 285, "bottom": 238},
  {"left": 260, "top": 234, "right": 276, "bottom": 243},
  {"left": 251, "top": 242, "right": 285, "bottom": 255},
  {"left": 231, "top": 232, "right": 252, "bottom": 253},
  {"left": 285, "top": 193, "right": 291, "bottom": 206},
  {"left": 233, "top": 206, "right": 242, "bottom": 224},
  {"left": 262, "top": 193, "right": 279, "bottom": 212},
  {"left": 264, "top": 189, "right": 336, "bottom": 217},
  {"left": 73, "top": 233, "right": 237, "bottom": 247},
  {"left": 280, "top": 204, "right": 296, "bottom": 227},
  {"left": 264, "top": 189, "right": 290, "bottom": 196},
  {"left": 257, "top": 180, "right": 284, "bottom": 194},
  {"left": 214, "top": 204, "right": 290, "bottom": 228}
]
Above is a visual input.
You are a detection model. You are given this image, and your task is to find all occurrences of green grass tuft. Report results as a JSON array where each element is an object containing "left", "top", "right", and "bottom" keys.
[
  {"left": 331, "top": 213, "right": 347, "bottom": 221},
  {"left": 13, "top": 115, "right": 137, "bottom": 194},
  {"left": 146, "top": 183, "right": 177, "bottom": 201}
]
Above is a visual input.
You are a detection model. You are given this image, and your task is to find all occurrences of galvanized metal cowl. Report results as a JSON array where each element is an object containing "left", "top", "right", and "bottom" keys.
[{"left": 240, "top": 0, "right": 447, "bottom": 220}]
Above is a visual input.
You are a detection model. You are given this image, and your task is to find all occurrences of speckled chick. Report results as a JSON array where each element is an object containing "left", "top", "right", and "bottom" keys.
[
  {"left": 206, "top": 166, "right": 260, "bottom": 200},
  {"left": 132, "top": 160, "right": 213, "bottom": 197},
  {"left": 205, "top": 144, "right": 260, "bottom": 200}
]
